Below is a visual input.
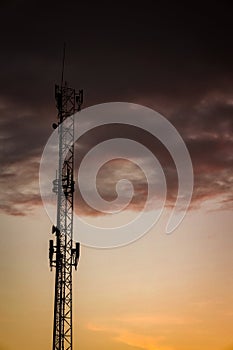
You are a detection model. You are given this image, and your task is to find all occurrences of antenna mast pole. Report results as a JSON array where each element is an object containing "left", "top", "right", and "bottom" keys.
[{"left": 49, "top": 46, "right": 83, "bottom": 350}]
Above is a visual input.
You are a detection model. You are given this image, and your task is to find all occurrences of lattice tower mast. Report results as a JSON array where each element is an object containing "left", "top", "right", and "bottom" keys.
[{"left": 49, "top": 45, "right": 83, "bottom": 350}]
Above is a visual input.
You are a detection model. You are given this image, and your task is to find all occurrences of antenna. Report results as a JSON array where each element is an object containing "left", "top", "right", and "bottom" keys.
[{"left": 61, "top": 42, "right": 66, "bottom": 87}]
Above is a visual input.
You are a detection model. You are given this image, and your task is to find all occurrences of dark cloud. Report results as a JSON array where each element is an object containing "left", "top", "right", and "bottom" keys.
[{"left": 0, "top": 1, "right": 232, "bottom": 216}]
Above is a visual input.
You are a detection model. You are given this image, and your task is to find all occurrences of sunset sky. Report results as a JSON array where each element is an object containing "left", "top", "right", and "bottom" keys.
[{"left": 0, "top": 1, "right": 233, "bottom": 350}]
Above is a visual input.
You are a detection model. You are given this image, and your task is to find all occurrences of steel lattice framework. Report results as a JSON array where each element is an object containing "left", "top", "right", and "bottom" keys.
[{"left": 49, "top": 82, "right": 83, "bottom": 350}]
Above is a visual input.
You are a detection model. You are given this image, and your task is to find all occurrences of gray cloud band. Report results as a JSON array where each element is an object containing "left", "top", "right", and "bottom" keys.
[{"left": 39, "top": 102, "right": 193, "bottom": 248}]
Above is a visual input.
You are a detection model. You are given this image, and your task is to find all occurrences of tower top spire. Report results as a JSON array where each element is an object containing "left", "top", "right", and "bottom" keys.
[{"left": 61, "top": 42, "right": 66, "bottom": 87}]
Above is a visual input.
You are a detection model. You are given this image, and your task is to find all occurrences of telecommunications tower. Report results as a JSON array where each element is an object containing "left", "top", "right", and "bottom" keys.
[{"left": 49, "top": 45, "right": 83, "bottom": 350}]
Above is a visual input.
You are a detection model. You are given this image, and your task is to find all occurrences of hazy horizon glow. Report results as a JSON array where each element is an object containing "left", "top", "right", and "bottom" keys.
[{"left": 0, "top": 205, "right": 232, "bottom": 350}]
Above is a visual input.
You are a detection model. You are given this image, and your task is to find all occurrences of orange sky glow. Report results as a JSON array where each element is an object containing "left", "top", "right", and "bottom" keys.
[{"left": 0, "top": 205, "right": 232, "bottom": 350}]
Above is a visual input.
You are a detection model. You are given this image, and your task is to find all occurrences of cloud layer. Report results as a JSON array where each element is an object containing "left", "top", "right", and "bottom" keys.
[{"left": 0, "top": 2, "right": 232, "bottom": 216}]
